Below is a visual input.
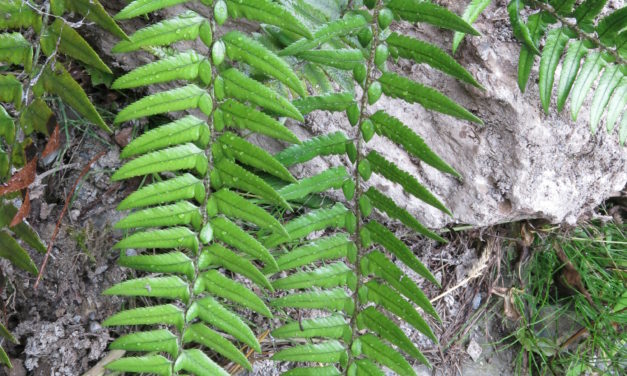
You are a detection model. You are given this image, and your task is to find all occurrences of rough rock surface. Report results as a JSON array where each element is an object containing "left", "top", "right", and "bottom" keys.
[{"left": 93, "top": 0, "right": 626, "bottom": 230}]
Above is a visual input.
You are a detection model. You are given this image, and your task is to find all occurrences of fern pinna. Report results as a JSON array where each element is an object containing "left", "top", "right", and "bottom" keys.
[
  {"left": 0, "top": 0, "right": 121, "bottom": 367},
  {"left": 266, "top": 1, "right": 483, "bottom": 375},
  {"left": 456, "top": 0, "right": 626, "bottom": 143},
  {"left": 101, "top": 0, "right": 311, "bottom": 374}
]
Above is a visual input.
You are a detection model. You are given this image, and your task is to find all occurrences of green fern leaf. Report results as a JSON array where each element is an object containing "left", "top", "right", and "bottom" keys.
[
  {"left": 114, "top": 202, "right": 202, "bottom": 230},
  {"left": 274, "top": 234, "right": 356, "bottom": 272},
  {"left": 278, "top": 167, "right": 348, "bottom": 201},
  {"left": 362, "top": 251, "right": 437, "bottom": 319},
  {"left": 539, "top": 27, "right": 570, "bottom": 113},
  {"left": 354, "top": 333, "right": 416, "bottom": 375},
  {"left": 356, "top": 306, "right": 428, "bottom": 366},
  {"left": 0, "top": 346, "right": 9, "bottom": 368},
  {"left": 217, "top": 99, "right": 300, "bottom": 143},
  {"left": 117, "top": 251, "right": 195, "bottom": 280},
  {"left": 366, "top": 150, "right": 451, "bottom": 215},
  {"left": 452, "top": 0, "right": 491, "bottom": 53},
  {"left": 63, "top": 0, "right": 127, "bottom": 39},
  {"left": 0, "top": 231, "right": 38, "bottom": 275},
  {"left": 199, "top": 243, "right": 273, "bottom": 291},
  {"left": 297, "top": 49, "right": 365, "bottom": 70},
  {"left": 0, "top": 0, "right": 42, "bottom": 32},
  {"left": 215, "top": 158, "right": 291, "bottom": 210},
  {"left": 225, "top": 0, "right": 312, "bottom": 39},
  {"left": 507, "top": 0, "right": 541, "bottom": 55},
  {"left": 364, "top": 187, "right": 444, "bottom": 242},
  {"left": 112, "top": 51, "right": 212, "bottom": 90},
  {"left": 606, "top": 79, "right": 627, "bottom": 131},
  {"left": 113, "top": 227, "right": 199, "bottom": 252},
  {"left": 212, "top": 189, "right": 287, "bottom": 236},
  {"left": 0, "top": 32, "right": 33, "bottom": 71},
  {"left": 574, "top": 0, "right": 608, "bottom": 32},
  {"left": 292, "top": 92, "right": 354, "bottom": 115},
  {"left": 378, "top": 72, "right": 482, "bottom": 124},
  {"left": 199, "top": 270, "right": 273, "bottom": 317},
  {"left": 110, "top": 329, "right": 179, "bottom": 357},
  {"left": 39, "top": 66, "right": 110, "bottom": 131},
  {"left": 105, "top": 355, "right": 173, "bottom": 376},
  {"left": 121, "top": 116, "right": 210, "bottom": 159},
  {"left": 116, "top": 0, "right": 191, "bottom": 20},
  {"left": 112, "top": 11, "right": 211, "bottom": 53},
  {"left": 365, "top": 220, "right": 439, "bottom": 286},
  {"left": 104, "top": 276, "right": 191, "bottom": 301},
  {"left": 362, "top": 281, "right": 436, "bottom": 342},
  {"left": 117, "top": 174, "right": 205, "bottom": 210},
  {"left": 103, "top": 304, "right": 185, "bottom": 332},
  {"left": 273, "top": 262, "right": 356, "bottom": 290},
  {"left": 370, "top": 111, "right": 459, "bottom": 178},
  {"left": 351, "top": 359, "right": 384, "bottom": 376},
  {"left": 388, "top": 33, "right": 481, "bottom": 88},
  {"left": 272, "top": 288, "right": 355, "bottom": 314},
  {"left": 274, "top": 132, "right": 348, "bottom": 167},
  {"left": 0, "top": 203, "right": 47, "bottom": 253},
  {"left": 217, "top": 132, "right": 295, "bottom": 183},
  {"left": 174, "top": 349, "right": 229, "bottom": 376},
  {"left": 19, "top": 98, "right": 53, "bottom": 136},
  {"left": 187, "top": 296, "right": 260, "bottom": 352},
  {"left": 556, "top": 40, "right": 588, "bottom": 110},
  {"left": 112, "top": 144, "right": 208, "bottom": 181},
  {"left": 0, "top": 74, "right": 21, "bottom": 108},
  {"left": 388, "top": 0, "right": 480, "bottom": 35},
  {"left": 220, "top": 68, "right": 304, "bottom": 121},
  {"left": 222, "top": 30, "right": 305, "bottom": 96},
  {"left": 590, "top": 65, "right": 622, "bottom": 132},
  {"left": 283, "top": 366, "right": 342, "bottom": 376},
  {"left": 41, "top": 19, "right": 112, "bottom": 74},
  {"left": 210, "top": 216, "right": 279, "bottom": 270},
  {"left": 272, "top": 315, "right": 350, "bottom": 341},
  {"left": 518, "top": 12, "right": 548, "bottom": 92},
  {"left": 571, "top": 52, "right": 606, "bottom": 120},
  {"left": 183, "top": 323, "right": 252, "bottom": 371},
  {"left": 0, "top": 321, "right": 17, "bottom": 344},
  {"left": 115, "top": 85, "right": 212, "bottom": 124},
  {"left": 596, "top": 6, "right": 627, "bottom": 47},
  {"left": 280, "top": 15, "right": 367, "bottom": 57},
  {"left": 265, "top": 203, "right": 348, "bottom": 248},
  {"left": 272, "top": 340, "right": 348, "bottom": 366}
]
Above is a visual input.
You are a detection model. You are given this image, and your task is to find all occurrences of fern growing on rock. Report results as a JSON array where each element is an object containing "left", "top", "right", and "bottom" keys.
[
  {"left": 265, "top": 0, "right": 483, "bottom": 374},
  {"left": 456, "top": 0, "right": 626, "bottom": 142},
  {"left": 101, "top": 0, "right": 311, "bottom": 374},
  {"left": 0, "top": 0, "right": 121, "bottom": 367}
]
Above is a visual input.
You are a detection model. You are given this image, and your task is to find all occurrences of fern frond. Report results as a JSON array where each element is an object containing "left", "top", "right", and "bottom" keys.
[
  {"left": 103, "top": 1, "right": 309, "bottom": 372},
  {"left": 266, "top": 1, "right": 483, "bottom": 373}
]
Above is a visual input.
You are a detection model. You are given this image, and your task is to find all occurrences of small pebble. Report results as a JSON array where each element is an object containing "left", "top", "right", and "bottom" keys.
[
  {"left": 467, "top": 339, "right": 483, "bottom": 362},
  {"left": 472, "top": 293, "right": 482, "bottom": 310}
]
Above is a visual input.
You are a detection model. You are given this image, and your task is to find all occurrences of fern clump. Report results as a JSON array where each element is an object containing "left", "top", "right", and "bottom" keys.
[
  {"left": 0, "top": 0, "right": 121, "bottom": 367},
  {"left": 101, "top": 0, "right": 310, "bottom": 374},
  {"left": 263, "top": 0, "right": 483, "bottom": 374},
  {"left": 456, "top": 0, "right": 626, "bottom": 143}
]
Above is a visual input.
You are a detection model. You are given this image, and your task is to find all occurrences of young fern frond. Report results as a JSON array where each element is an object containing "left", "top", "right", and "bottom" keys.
[
  {"left": 0, "top": 0, "right": 121, "bottom": 367},
  {"left": 268, "top": 0, "right": 482, "bottom": 374},
  {"left": 102, "top": 1, "right": 308, "bottom": 374},
  {"left": 457, "top": 0, "right": 627, "bottom": 142}
]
